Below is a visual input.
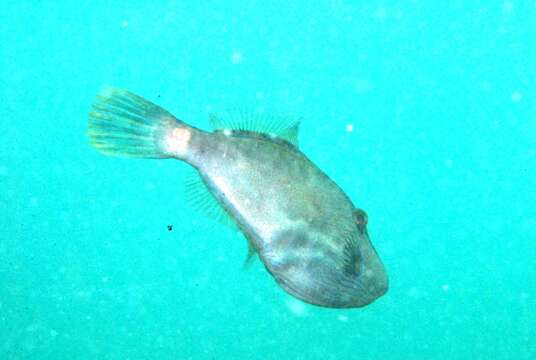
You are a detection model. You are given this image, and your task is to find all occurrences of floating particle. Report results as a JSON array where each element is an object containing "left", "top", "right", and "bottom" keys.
[
  {"left": 26, "top": 324, "right": 39, "bottom": 332},
  {"left": 231, "top": 51, "right": 243, "bottom": 64},
  {"left": 355, "top": 79, "right": 373, "bottom": 93},
  {"left": 503, "top": 1, "right": 513, "bottom": 13},
  {"left": 408, "top": 286, "right": 422, "bottom": 299},
  {"left": 286, "top": 298, "right": 307, "bottom": 317},
  {"left": 374, "top": 6, "right": 387, "bottom": 20},
  {"left": 511, "top": 91, "right": 522, "bottom": 102}
]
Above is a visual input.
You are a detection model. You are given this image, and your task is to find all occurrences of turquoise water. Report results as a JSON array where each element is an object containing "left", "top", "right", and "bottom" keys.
[{"left": 2, "top": 1, "right": 535, "bottom": 359}]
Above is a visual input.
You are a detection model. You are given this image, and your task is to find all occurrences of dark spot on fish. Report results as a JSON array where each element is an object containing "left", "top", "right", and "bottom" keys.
[
  {"left": 272, "top": 256, "right": 299, "bottom": 273},
  {"left": 272, "top": 229, "right": 309, "bottom": 249},
  {"left": 167, "top": 224, "right": 173, "bottom": 231},
  {"left": 343, "top": 238, "right": 362, "bottom": 276}
]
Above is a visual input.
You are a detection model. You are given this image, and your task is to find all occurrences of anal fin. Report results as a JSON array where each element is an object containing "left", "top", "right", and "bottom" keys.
[{"left": 243, "top": 241, "right": 257, "bottom": 268}]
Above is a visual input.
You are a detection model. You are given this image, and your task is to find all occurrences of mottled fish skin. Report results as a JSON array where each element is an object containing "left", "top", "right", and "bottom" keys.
[
  {"left": 187, "top": 129, "right": 388, "bottom": 308},
  {"left": 88, "top": 88, "right": 388, "bottom": 308}
]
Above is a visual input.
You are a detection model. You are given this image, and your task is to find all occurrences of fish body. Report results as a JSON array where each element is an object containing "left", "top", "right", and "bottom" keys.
[{"left": 89, "top": 88, "right": 388, "bottom": 308}]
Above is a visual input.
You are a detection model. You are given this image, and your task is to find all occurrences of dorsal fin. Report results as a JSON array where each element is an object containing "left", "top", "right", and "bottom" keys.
[{"left": 209, "top": 108, "right": 300, "bottom": 147}]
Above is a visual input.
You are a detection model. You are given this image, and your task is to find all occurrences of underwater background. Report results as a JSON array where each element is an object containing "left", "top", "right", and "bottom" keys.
[{"left": 1, "top": 1, "right": 535, "bottom": 359}]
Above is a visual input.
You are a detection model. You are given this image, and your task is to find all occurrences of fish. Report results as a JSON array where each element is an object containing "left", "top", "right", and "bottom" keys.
[{"left": 88, "top": 88, "right": 388, "bottom": 308}]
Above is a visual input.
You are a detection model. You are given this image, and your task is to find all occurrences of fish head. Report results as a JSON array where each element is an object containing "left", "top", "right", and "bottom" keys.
[{"left": 262, "top": 223, "right": 388, "bottom": 309}]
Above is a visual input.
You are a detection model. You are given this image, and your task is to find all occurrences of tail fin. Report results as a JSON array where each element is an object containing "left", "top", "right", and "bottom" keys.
[{"left": 88, "top": 88, "right": 184, "bottom": 158}]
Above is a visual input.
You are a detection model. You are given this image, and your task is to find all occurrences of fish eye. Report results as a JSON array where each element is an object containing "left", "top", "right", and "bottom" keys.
[{"left": 353, "top": 209, "right": 368, "bottom": 229}]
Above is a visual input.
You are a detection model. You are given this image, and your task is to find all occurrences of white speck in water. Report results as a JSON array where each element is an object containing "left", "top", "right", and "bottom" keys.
[
  {"left": 374, "top": 6, "right": 387, "bottom": 20},
  {"left": 121, "top": 20, "right": 129, "bottom": 28},
  {"left": 503, "top": 1, "right": 514, "bottom": 13},
  {"left": 231, "top": 51, "right": 243, "bottom": 64},
  {"left": 346, "top": 123, "right": 354, "bottom": 133},
  {"left": 337, "top": 315, "right": 349, "bottom": 322},
  {"left": 286, "top": 298, "right": 308, "bottom": 317},
  {"left": 223, "top": 129, "right": 232, "bottom": 136},
  {"left": 408, "top": 286, "right": 422, "bottom": 299},
  {"left": 442, "top": 284, "right": 449, "bottom": 292},
  {"left": 356, "top": 79, "right": 373, "bottom": 93},
  {"left": 26, "top": 323, "right": 39, "bottom": 332},
  {"left": 511, "top": 91, "right": 522, "bottom": 102},
  {"left": 50, "top": 329, "right": 58, "bottom": 337}
]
